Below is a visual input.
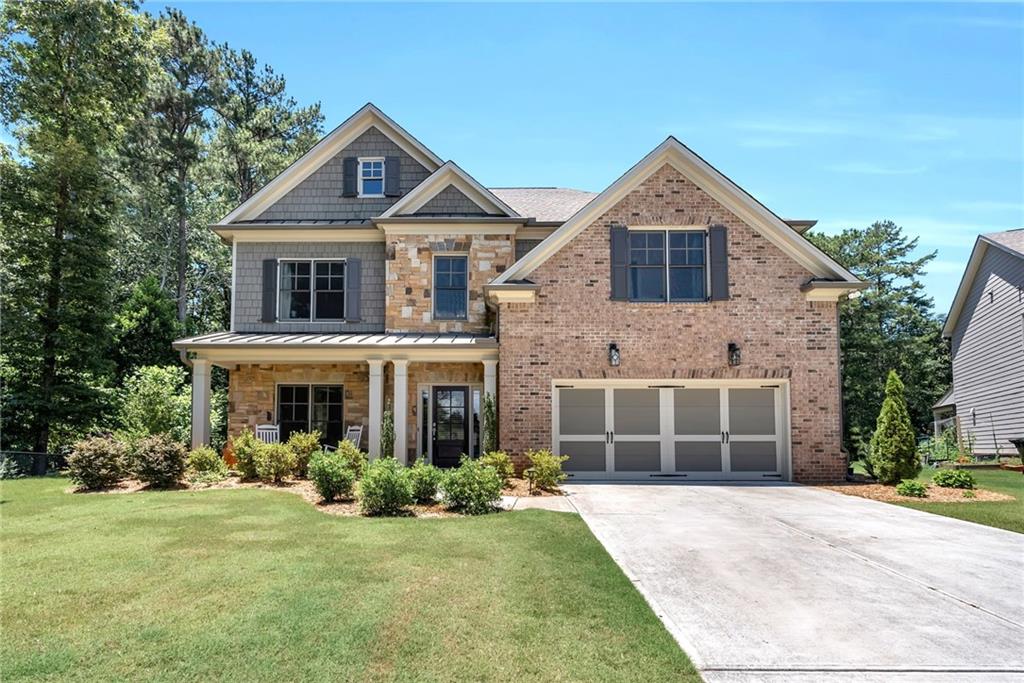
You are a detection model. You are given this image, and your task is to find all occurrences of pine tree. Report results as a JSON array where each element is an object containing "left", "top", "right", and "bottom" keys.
[
  {"left": 868, "top": 371, "right": 921, "bottom": 484},
  {"left": 112, "top": 276, "right": 182, "bottom": 380},
  {"left": 0, "top": 0, "right": 148, "bottom": 451}
]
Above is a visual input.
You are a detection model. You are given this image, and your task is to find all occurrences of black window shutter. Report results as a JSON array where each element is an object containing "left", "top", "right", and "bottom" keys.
[
  {"left": 384, "top": 156, "right": 401, "bottom": 197},
  {"left": 709, "top": 225, "right": 729, "bottom": 301},
  {"left": 610, "top": 225, "right": 629, "bottom": 301},
  {"left": 345, "top": 258, "right": 362, "bottom": 322},
  {"left": 262, "top": 259, "right": 278, "bottom": 322},
  {"left": 342, "top": 157, "right": 358, "bottom": 197}
]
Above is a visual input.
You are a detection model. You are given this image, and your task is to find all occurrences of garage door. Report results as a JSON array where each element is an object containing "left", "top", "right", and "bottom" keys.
[{"left": 553, "top": 383, "right": 788, "bottom": 481}]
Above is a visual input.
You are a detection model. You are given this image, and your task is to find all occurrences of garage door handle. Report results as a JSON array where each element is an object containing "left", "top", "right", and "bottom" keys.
[
  {"left": 721, "top": 431, "right": 725, "bottom": 443},
  {"left": 725, "top": 431, "right": 730, "bottom": 443}
]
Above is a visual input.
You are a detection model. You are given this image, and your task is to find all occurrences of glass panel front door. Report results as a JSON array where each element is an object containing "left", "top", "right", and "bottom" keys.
[{"left": 432, "top": 386, "right": 468, "bottom": 468}]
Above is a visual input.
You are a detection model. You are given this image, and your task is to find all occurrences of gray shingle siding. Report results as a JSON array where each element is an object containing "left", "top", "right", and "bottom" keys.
[
  {"left": 234, "top": 242, "right": 385, "bottom": 333},
  {"left": 255, "top": 127, "right": 431, "bottom": 221},
  {"left": 950, "top": 245, "right": 1024, "bottom": 455},
  {"left": 515, "top": 239, "right": 543, "bottom": 261},
  {"left": 412, "top": 185, "right": 489, "bottom": 216}
]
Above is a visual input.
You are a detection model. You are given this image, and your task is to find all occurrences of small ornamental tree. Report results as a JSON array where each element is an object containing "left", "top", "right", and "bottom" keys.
[
  {"left": 481, "top": 392, "right": 497, "bottom": 454},
  {"left": 380, "top": 406, "right": 395, "bottom": 459},
  {"left": 868, "top": 371, "right": 920, "bottom": 484}
]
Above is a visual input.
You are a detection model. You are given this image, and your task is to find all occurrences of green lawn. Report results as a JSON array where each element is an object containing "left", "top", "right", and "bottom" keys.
[
  {"left": 0, "top": 477, "right": 698, "bottom": 682},
  {"left": 899, "top": 467, "right": 1024, "bottom": 534}
]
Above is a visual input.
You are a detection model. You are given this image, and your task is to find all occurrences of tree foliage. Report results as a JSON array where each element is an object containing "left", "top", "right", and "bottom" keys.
[
  {"left": 808, "top": 221, "right": 950, "bottom": 452},
  {"left": 867, "top": 371, "right": 920, "bottom": 484}
]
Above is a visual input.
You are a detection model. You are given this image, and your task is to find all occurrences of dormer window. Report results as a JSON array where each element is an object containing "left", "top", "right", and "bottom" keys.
[{"left": 358, "top": 157, "right": 385, "bottom": 197}]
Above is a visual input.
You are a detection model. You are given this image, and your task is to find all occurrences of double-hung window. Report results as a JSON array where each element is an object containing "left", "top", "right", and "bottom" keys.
[
  {"left": 358, "top": 157, "right": 385, "bottom": 197},
  {"left": 628, "top": 230, "right": 706, "bottom": 302},
  {"left": 279, "top": 259, "right": 345, "bottom": 321},
  {"left": 433, "top": 255, "right": 468, "bottom": 320}
]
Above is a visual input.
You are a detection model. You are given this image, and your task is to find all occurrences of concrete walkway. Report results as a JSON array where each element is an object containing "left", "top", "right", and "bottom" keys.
[{"left": 563, "top": 483, "right": 1024, "bottom": 682}]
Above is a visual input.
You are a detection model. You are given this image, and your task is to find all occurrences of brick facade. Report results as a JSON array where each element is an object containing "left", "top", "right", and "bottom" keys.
[
  {"left": 496, "top": 164, "right": 844, "bottom": 483},
  {"left": 384, "top": 233, "right": 514, "bottom": 333}
]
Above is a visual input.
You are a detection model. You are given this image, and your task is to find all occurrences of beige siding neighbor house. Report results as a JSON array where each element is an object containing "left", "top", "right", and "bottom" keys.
[{"left": 174, "top": 103, "right": 865, "bottom": 482}]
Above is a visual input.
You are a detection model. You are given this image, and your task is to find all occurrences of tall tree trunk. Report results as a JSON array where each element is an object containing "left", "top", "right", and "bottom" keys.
[
  {"left": 36, "top": 178, "right": 68, "bottom": 453},
  {"left": 176, "top": 165, "right": 188, "bottom": 323}
]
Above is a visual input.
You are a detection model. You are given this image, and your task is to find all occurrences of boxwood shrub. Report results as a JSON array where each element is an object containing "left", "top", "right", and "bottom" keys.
[
  {"left": 186, "top": 445, "right": 228, "bottom": 483},
  {"left": 409, "top": 458, "right": 443, "bottom": 504},
  {"left": 308, "top": 450, "right": 356, "bottom": 502},
  {"left": 359, "top": 457, "right": 413, "bottom": 516},
  {"left": 335, "top": 439, "right": 368, "bottom": 478},
  {"left": 442, "top": 456, "right": 502, "bottom": 515},
  {"left": 134, "top": 434, "right": 187, "bottom": 488},
  {"left": 232, "top": 428, "right": 262, "bottom": 480},
  {"left": 286, "top": 430, "right": 321, "bottom": 478},
  {"left": 932, "top": 469, "right": 975, "bottom": 489},
  {"left": 254, "top": 443, "right": 296, "bottom": 484},
  {"left": 68, "top": 435, "right": 127, "bottom": 490}
]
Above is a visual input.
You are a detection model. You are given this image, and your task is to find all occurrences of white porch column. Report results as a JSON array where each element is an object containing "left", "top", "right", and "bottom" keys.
[
  {"left": 368, "top": 359, "right": 384, "bottom": 459},
  {"left": 190, "top": 358, "right": 211, "bottom": 449},
  {"left": 482, "top": 359, "right": 497, "bottom": 400},
  {"left": 392, "top": 359, "right": 408, "bottom": 465}
]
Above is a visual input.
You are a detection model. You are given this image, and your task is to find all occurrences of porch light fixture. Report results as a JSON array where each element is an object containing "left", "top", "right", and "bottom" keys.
[
  {"left": 608, "top": 343, "right": 620, "bottom": 367},
  {"left": 728, "top": 342, "right": 741, "bottom": 367}
]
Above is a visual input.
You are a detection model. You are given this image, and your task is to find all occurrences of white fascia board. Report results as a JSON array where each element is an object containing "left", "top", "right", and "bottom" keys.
[
  {"left": 219, "top": 103, "right": 443, "bottom": 225},
  {"left": 494, "top": 137, "right": 861, "bottom": 286},
  {"left": 941, "top": 237, "right": 987, "bottom": 338},
  {"left": 379, "top": 161, "right": 519, "bottom": 219}
]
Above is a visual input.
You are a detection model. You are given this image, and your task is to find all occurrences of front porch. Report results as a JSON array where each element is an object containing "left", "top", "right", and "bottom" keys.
[{"left": 173, "top": 332, "right": 498, "bottom": 464}]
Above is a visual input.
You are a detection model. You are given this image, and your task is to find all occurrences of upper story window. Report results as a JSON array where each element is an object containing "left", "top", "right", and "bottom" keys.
[
  {"left": 279, "top": 259, "right": 345, "bottom": 321},
  {"left": 433, "top": 255, "right": 468, "bottom": 320},
  {"left": 358, "top": 157, "right": 385, "bottom": 197},
  {"left": 628, "top": 230, "right": 706, "bottom": 302}
]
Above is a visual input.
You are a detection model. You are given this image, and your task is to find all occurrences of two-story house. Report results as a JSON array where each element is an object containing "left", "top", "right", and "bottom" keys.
[
  {"left": 937, "top": 230, "right": 1024, "bottom": 457},
  {"left": 174, "top": 103, "right": 865, "bottom": 482}
]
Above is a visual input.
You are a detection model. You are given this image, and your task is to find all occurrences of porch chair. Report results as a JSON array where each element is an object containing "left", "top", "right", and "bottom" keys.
[
  {"left": 343, "top": 425, "right": 364, "bottom": 450},
  {"left": 254, "top": 424, "right": 280, "bottom": 444}
]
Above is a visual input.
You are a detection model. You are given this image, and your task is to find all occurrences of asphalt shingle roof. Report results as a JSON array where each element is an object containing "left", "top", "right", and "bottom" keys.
[
  {"left": 984, "top": 228, "right": 1024, "bottom": 257},
  {"left": 489, "top": 187, "right": 597, "bottom": 223}
]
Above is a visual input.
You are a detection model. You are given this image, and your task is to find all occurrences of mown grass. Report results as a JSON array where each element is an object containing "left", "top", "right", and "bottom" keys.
[
  {"left": 900, "top": 467, "right": 1024, "bottom": 534},
  {"left": 0, "top": 477, "right": 698, "bottom": 682}
]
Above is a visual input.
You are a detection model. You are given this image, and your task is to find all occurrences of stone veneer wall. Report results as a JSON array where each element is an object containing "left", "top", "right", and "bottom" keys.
[
  {"left": 228, "top": 363, "right": 371, "bottom": 450},
  {"left": 385, "top": 233, "right": 514, "bottom": 334},
  {"left": 495, "top": 163, "right": 844, "bottom": 483}
]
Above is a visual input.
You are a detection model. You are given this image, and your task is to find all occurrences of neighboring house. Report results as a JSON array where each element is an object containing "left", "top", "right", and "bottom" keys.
[
  {"left": 174, "top": 103, "right": 865, "bottom": 482},
  {"left": 938, "top": 229, "right": 1024, "bottom": 457}
]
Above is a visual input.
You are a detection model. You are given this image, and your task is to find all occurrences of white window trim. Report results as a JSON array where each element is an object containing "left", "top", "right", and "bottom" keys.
[
  {"left": 357, "top": 156, "right": 385, "bottom": 198},
  {"left": 275, "top": 258, "right": 347, "bottom": 323},
  {"left": 431, "top": 253, "right": 470, "bottom": 321},
  {"left": 274, "top": 382, "right": 345, "bottom": 435},
  {"left": 627, "top": 229, "right": 710, "bottom": 304}
]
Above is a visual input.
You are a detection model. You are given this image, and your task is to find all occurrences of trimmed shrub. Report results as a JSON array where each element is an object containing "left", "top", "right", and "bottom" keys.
[
  {"left": 286, "top": 430, "right": 321, "bottom": 478},
  {"left": 133, "top": 434, "right": 187, "bottom": 488},
  {"left": 233, "top": 428, "right": 262, "bottom": 480},
  {"left": 895, "top": 480, "right": 927, "bottom": 498},
  {"left": 186, "top": 445, "right": 228, "bottom": 483},
  {"left": 442, "top": 456, "right": 502, "bottom": 515},
  {"left": 479, "top": 450, "right": 514, "bottom": 488},
  {"left": 524, "top": 449, "right": 568, "bottom": 492},
  {"left": 308, "top": 450, "right": 356, "bottom": 502},
  {"left": 359, "top": 457, "right": 413, "bottom": 516},
  {"left": 254, "top": 443, "right": 296, "bottom": 484},
  {"left": 409, "top": 458, "right": 443, "bottom": 504},
  {"left": 932, "top": 469, "right": 975, "bottom": 489},
  {"left": 68, "top": 435, "right": 127, "bottom": 490},
  {"left": 868, "top": 371, "right": 921, "bottom": 484},
  {"left": 335, "top": 439, "right": 368, "bottom": 478}
]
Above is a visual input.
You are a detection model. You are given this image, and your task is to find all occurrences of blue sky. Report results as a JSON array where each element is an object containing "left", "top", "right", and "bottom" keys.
[{"left": 169, "top": 2, "right": 1021, "bottom": 312}]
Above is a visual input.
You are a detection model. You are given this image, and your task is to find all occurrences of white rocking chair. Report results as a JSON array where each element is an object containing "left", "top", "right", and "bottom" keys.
[
  {"left": 255, "top": 424, "right": 280, "bottom": 444},
  {"left": 343, "top": 425, "right": 364, "bottom": 449}
]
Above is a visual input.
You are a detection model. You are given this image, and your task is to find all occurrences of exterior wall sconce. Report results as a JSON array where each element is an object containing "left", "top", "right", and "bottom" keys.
[
  {"left": 728, "top": 342, "right": 741, "bottom": 367},
  {"left": 608, "top": 342, "right": 621, "bottom": 367}
]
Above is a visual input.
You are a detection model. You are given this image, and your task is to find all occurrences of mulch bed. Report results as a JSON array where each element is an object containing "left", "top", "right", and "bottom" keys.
[
  {"left": 70, "top": 475, "right": 566, "bottom": 517},
  {"left": 818, "top": 482, "right": 1015, "bottom": 504}
]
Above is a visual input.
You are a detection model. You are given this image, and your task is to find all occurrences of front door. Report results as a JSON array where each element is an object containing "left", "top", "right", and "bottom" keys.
[{"left": 432, "top": 386, "right": 469, "bottom": 468}]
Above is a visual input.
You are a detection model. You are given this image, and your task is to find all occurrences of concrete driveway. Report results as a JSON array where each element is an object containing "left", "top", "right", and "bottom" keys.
[{"left": 563, "top": 483, "right": 1024, "bottom": 682}]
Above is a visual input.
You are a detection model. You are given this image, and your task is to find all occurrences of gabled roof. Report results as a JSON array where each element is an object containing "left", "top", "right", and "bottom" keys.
[
  {"left": 489, "top": 188, "right": 598, "bottom": 223},
  {"left": 379, "top": 161, "right": 518, "bottom": 219},
  {"left": 219, "top": 103, "right": 443, "bottom": 224},
  {"left": 493, "top": 136, "right": 861, "bottom": 285},
  {"left": 942, "top": 229, "right": 1024, "bottom": 337},
  {"left": 932, "top": 386, "right": 956, "bottom": 410}
]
